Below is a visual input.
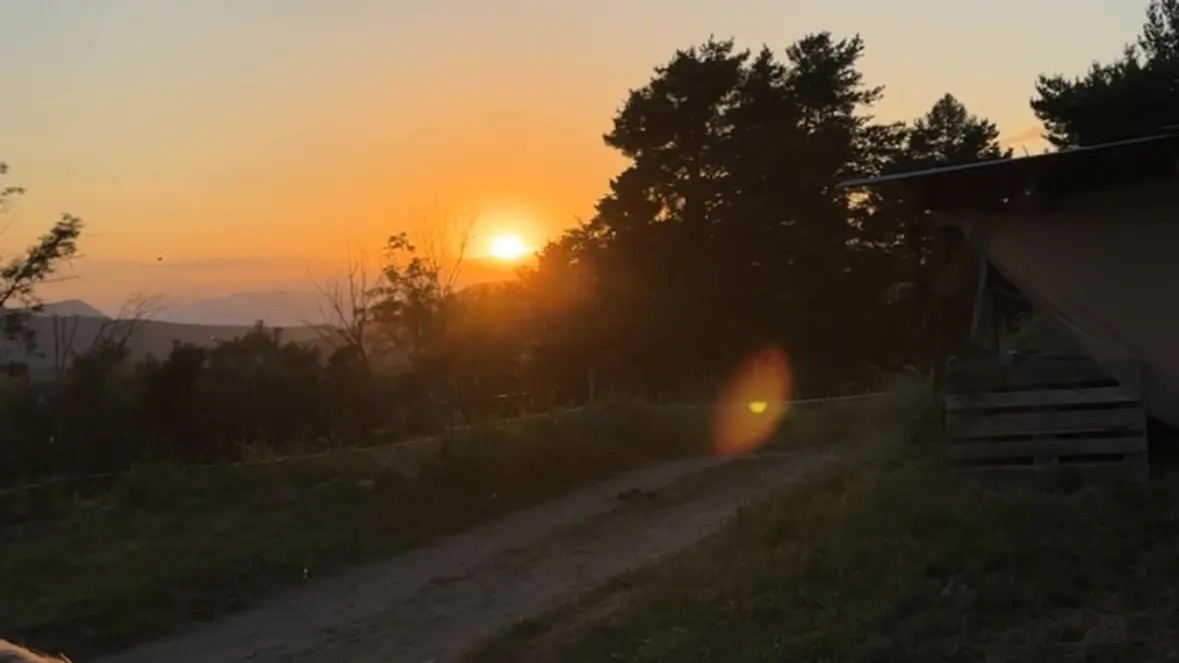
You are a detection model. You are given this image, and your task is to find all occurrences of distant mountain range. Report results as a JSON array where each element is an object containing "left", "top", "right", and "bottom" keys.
[
  {"left": 35, "top": 291, "right": 332, "bottom": 327},
  {"left": 33, "top": 254, "right": 525, "bottom": 321},
  {"left": 34, "top": 255, "right": 524, "bottom": 328},
  {"left": 3, "top": 258, "right": 527, "bottom": 379},
  {"left": 38, "top": 300, "right": 108, "bottom": 319}
]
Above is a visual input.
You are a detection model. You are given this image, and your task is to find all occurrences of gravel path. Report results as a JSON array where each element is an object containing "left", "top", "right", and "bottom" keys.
[{"left": 95, "top": 449, "right": 833, "bottom": 663}]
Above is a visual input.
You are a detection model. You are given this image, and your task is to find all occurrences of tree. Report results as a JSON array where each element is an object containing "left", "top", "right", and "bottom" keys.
[
  {"left": 577, "top": 37, "right": 754, "bottom": 392},
  {"left": 313, "top": 250, "right": 380, "bottom": 371},
  {"left": 906, "top": 94, "right": 1009, "bottom": 166},
  {"left": 525, "top": 32, "right": 914, "bottom": 396},
  {"left": 862, "top": 95, "right": 1011, "bottom": 364},
  {"left": 772, "top": 33, "right": 904, "bottom": 384},
  {"left": 370, "top": 232, "right": 448, "bottom": 365},
  {"left": 0, "top": 162, "right": 83, "bottom": 362},
  {"left": 516, "top": 225, "right": 603, "bottom": 402},
  {"left": 367, "top": 210, "right": 472, "bottom": 365},
  {"left": 1032, "top": 0, "right": 1179, "bottom": 147},
  {"left": 92, "top": 294, "right": 164, "bottom": 355}
]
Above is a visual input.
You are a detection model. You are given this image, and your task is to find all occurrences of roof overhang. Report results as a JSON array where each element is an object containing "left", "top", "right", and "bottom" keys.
[{"left": 838, "top": 130, "right": 1179, "bottom": 213}]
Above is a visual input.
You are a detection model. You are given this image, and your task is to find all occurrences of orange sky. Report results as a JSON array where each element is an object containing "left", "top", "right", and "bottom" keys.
[{"left": 0, "top": 0, "right": 1148, "bottom": 309}]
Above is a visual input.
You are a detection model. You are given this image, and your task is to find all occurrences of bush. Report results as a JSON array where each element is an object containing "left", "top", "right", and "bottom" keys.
[{"left": 0, "top": 325, "right": 490, "bottom": 487}]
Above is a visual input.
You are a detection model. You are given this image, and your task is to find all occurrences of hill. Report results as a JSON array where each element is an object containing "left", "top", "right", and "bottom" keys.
[{"left": 38, "top": 300, "right": 109, "bottom": 319}]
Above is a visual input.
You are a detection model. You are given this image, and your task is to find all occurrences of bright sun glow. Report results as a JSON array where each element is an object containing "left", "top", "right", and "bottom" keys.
[{"left": 488, "top": 234, "right": 529, "bottom": 261}]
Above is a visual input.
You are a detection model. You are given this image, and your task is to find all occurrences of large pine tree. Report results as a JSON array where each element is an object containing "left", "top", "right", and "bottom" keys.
[{"left": 1033, "top": 0, "right": 1179, "bottom": 147}]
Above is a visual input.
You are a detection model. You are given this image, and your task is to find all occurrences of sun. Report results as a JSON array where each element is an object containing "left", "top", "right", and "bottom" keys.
[{"left": 487, "top": 234, "right": 530, "bottom": 261}]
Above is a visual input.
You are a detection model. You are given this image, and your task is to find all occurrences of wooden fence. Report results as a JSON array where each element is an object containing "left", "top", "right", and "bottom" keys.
[{"left": 944, "top": 353, "right": 1148, "bottom": 478}]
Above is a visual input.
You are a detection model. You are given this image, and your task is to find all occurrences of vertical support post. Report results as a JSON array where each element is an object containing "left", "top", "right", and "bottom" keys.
[
  {"left": 989, "top": 286, "right": 1002, "bottom": 353},
  {"left": 969, "top": 258, "right": 989, "bottom": 345},
  {"left": 929, "top": 223, "right": 954, "bottom": 407}
]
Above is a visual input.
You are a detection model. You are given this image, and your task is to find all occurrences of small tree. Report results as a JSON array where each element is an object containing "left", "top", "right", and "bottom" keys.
[
  {"left": 370, "top": 214, "right": 471, "bottom": 364},
  {"left": 361, "top": 213, "right": 472, "bottom": 432},
  {"left": 370, "top": 232, "right": 445, "bottom": 362},
  {"left": 0, "top": 162, "right": 83, "bottom": 363},
  {"left": 91, "top": 293, "right": 164, "bottom": 355},
  {"left": 312, "top": 250, "right": 380, "bottom": 370}
]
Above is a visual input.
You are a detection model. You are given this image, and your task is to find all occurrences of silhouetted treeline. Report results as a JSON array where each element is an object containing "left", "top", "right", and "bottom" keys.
[
  {"left": 0, "top": 326, "right": 456, "bottom": 483},
  {"left": 1, "top": 1, "right": 1176, "bottom": 485}
]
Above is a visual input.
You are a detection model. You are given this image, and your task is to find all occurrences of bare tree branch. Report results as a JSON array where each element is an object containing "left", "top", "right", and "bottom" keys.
[
  {"left": 412, "top": 203, "right": 474, "bottom": 293},
  {"left": 308, "top": 249, "right": 384, "bottom": 369},
  {"left": 92, "top": 292, "right": 165, "bottom": 354}
]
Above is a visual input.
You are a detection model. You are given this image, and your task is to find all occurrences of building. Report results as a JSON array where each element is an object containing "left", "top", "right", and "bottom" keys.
[{"left": 840, "top": 130, "right": 1179, "bottom": 475}]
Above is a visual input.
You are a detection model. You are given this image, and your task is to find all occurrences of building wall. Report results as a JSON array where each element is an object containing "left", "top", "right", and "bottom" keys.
[{"left": 948, "top": 179, "right": 1179, "bottom": 426}]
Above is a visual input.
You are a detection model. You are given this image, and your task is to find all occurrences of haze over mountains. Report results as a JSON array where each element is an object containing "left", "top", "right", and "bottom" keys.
[
  {"left": 155, "top": 290, "right": 326, "bottom": 327},
  {"left": 35, "top": 255, "right": 523, "bottom": 326},
  {"left": 42, "top": 291, "right": 324, "bottom": 327}
]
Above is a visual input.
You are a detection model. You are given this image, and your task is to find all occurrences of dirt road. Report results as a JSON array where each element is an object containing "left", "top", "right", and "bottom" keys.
[{"left": 95, "top": 449, "right": 833, "bottom": 663}]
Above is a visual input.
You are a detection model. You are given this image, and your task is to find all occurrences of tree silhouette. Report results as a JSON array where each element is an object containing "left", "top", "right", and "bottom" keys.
[
  {"left": 860, "top": 95, "right": 1011, "bottom": 364},
  {"left": 1033, "top": 0, "right": 1179, "bottom": 146},
  {"left": 0, "top": 17, "right": 1107, "bottom": 484},
  {"left": 526, "top": 32, "right": 950, "bottom": 396},
  {"left": 0, "top": 162, "right": 83, "bottom": 359}
]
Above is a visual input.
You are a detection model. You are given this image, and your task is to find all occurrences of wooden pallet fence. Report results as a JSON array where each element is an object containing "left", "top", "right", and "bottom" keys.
[{"left": 944, "top": 353, "right": 1148, "bottom": 476}]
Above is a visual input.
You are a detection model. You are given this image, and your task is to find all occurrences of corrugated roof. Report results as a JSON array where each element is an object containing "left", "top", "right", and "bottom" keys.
[{"left": 837, "top": 130, "right": 1179, "bottom": 211}]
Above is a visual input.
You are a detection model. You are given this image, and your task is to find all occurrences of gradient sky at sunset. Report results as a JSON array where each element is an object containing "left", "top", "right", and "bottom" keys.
[{"left": 0, "top": 0, "right": 1148, "bottom": 309}]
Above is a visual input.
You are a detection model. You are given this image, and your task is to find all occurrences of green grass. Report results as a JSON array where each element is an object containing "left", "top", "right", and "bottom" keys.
[
  {"left": 468, "top": 379, "right": 1179, "bottom": 663},
  {"left": 0, "top": 392, "right": 862, "bottom": 660}
]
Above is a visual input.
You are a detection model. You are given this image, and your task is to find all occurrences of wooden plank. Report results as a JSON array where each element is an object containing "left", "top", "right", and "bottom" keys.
[
  {"left": 948, "top": 353, "right": 1099, "bottom": 373},
  {"left": 963, "top": 455, "right": 1149, "bottom": 483},
  {"left": 949, "top": 407, "right": 1144, "bottom": 439},
  {"left": 947, "top": 436, "right": 1147, "bottom": 460},
  {"left": 947, "top": 354, "right": 1114, "bottom": 391},
  {"left": 945, "top": 386, "right": 1138, "bottom": 411}
]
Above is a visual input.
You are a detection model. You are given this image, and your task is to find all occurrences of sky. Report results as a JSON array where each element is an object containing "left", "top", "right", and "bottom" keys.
[{"left": 0, "top": 0, "right": 1149, "bottom": 311}]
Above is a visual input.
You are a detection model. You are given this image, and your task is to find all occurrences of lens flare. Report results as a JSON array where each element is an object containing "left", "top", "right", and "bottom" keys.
[{"left": 712, "top": 347, "right": 793, "bottom": 456}]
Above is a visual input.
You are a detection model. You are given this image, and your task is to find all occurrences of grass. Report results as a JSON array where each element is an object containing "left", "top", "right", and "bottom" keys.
[
  {"left": 0, "top": 392, "right": 857, "bottom": 659},
  {"left": 467, "top": 379, "right": 1179, "bottom": 663}
]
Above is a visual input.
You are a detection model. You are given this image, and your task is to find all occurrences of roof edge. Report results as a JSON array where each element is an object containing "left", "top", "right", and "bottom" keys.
[{"left": 837, "top": 131, "right": 1179, "bottom": 192}]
